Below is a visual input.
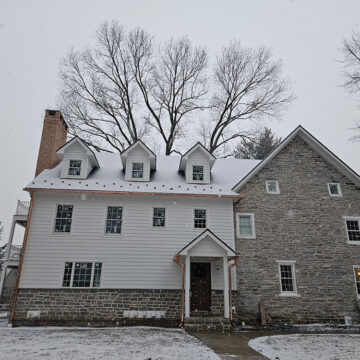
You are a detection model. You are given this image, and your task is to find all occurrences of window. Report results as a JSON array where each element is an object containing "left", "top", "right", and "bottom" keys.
[
  {"left": 344, "top": 217, "right": 360, "bottom": 243},
  {"left": 106, "top": 206, "right": 123, "bottom": 234},
  {"left": 54, "top": 205, "right": 73, "bottom": 233},
  {"left": 62, "top": 262, "right": 102, "bottom": 288},
  {"left": 68, "top": 160, "right": 82, "bottom": 176},
  {"left": 266, "top": 180, "right": 280, "bottom": 194},
  {"left": 353, "top": 267, "right": 360, "bottom": 298},
  {"left": 153, "top": 207, "right": 166, "bottom": 227},
  {"left": 194, "top": 209, "right": 206, "bottom": 228},
  {"left": 236, "top": 213, "right": 255, "bottom": 238},
  {"left": 132, "top": 162, "right": 144, "bottom": 179},
  {"left": 328, "top": 183, "right": 342, "bottom": 196},
  {"left": 277, "top": 261, "right": 297, "bottom": 296},
  {"left": 192, "top": 165, "right": 204, "bottom": 181}
]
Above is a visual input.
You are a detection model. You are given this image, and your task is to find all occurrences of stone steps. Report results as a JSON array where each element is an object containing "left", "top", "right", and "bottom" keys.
[{"left": 185, "top": 316, "right": 231, "bottom": 332}]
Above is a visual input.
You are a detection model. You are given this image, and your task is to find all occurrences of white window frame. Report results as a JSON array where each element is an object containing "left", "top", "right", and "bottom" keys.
[
  {"left": 52, "top": 204, "right": 74, "bottom": 235},
  {"left": 353, "top": 265, "right": 360, "bottom": 299},
  {"left": 343, "top": 216, "right": 360, "bottom": 245},
  {"left": 266, "top": 180, "right": 280, "bottom": 194},
  {"left": 61, "top": 261, "right": 103, "bottom": 288},
  {"left": 131, "top": 162, "right": 144, "bottom": 179},
  {"left": 68, "top": 159, "right": 82, "bottom": 177},
  {"left": 104, "top": 205, "right": 123, "bottom": 235},
  {"left": 192, "top": 165, "right": 204, "bottom": 181},
  {"left": 152, "top": 207, "right": 166, "bottom": 228},
  {"left": 194, "top": 208, "right": 207, "bottom": 229},
  {"left": 236, "top": 213, "right": 256, "bottom": 239},
  {"left": 327, "top": 183, "right": 342, "bottom": 197},
  {"left": 276, "top": 260, "right": 299, "bottom": 297}
]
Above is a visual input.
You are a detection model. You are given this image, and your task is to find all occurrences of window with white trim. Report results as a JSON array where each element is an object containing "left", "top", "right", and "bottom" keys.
[
  {"left": 345, "top": 217, "right": 360, "bottom": 242},
  {"left": 54, "top": 205, "right": 73, "bottom": 233},
  {"left": 328, "top": 183, "right": 342, "bottom": 196},
  {"left": 278, "top": 261, "right": 297, "bottom": 295},
  {"left": 192, "top": 165, "right": 204, "bottom": 181},
  {"left": 153, "top": 207, "right": 165, "bottom": 227},
  {"left": 68, "top": 160, "right": 82, "bottom": 176},
  {"left": 106, "top": 206, "right": 123, "bottom": 234},
  {"left": 132, "top": 162, "right": 144, "bottom": 179},
  {"left": 354, "top": 267, "right": 360, "bottom": 298},
  {"left": 62, "top": 262, "right": 102, "bottom": 288},
  {"left": 266, "top": 180, "right": 280, "bottom": 194},
  {"left": 236, "top": 213, "right": 255, "bottom": 238},
  {"left": 194, "top": 209, "right": 206, "bottom": 228}
]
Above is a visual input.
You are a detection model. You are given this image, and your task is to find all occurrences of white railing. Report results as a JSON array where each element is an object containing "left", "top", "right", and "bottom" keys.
[{"left": 15, "top": 200, "right": 30, "bottom": 216}]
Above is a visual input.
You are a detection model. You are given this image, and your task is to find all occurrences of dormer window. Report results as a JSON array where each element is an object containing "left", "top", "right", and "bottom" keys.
[
  {"left": 192, "top": 165, "right": 204, "bottom": 181},
  {"left": 69, "top": 160, "right": 82, "bottom": 176},
  {"left": 132, "top": 162, "right": 144, "bottom": 179}
]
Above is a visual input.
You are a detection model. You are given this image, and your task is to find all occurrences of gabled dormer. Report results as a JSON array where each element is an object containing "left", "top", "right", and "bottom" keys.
[
  {"left": 121, "top": 140, "right": 156, "bottom": 182},
  {"left": 57, "top": 137, "right": 99, "bottom": 179},
  {"left": 179, "top": 143, "right": 216, "bottom": 184}
]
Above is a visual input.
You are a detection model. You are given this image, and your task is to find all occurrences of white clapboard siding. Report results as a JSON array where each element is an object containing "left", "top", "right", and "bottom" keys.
[
  {"left": 60, "top": 142, "right": 92, "bottom": 179},
  {"left": 20, "top": 192, "right": 236, "bottom": 290},
  {"left": 185, "top": 148, "right": 211, "bottom": 184},
  {"left": 125, "top": 146, "right": 151, "bottom": 181}
]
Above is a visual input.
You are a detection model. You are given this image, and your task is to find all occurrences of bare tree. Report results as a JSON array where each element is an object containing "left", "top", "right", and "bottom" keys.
[
  {"left": 59, "top": 21, "right": 149, "bottom": 152},
  {"left": 130, "top": 34, "right": 208, "bottom": 155},
  {"left": 201, "top": 41, "right": 292, "bottom": 155},
  {"left": 341, "top": 31, "right": 360, "bottom": 139},
  {"left": 0, "top": 221, "right": 3, "bottom": 243}
]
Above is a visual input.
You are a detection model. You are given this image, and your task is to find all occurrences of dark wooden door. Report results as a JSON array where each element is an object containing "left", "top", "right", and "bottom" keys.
[{"left": 190, "top": 262, "right": 211, "bottom": 312}]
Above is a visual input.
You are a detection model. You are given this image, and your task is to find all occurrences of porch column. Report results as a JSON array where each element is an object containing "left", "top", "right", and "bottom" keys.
[
  {"left": 223, "top": 256, "right": 230, "bottom": 318},
  {"left": 185, "top": 255, "right": 190, "bottom": 318}
]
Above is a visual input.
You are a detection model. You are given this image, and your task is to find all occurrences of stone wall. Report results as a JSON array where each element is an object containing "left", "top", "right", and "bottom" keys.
[
  {"left": 14, "top": 288, "right": 182, "bottom": 326},
  {"left": 234, "top": 135, "right": 360, "bottom": 324}
]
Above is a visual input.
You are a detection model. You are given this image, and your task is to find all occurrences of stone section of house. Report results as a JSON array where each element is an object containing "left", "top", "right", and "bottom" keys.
[
  {"left": 35, "top": 110, "right": 68, "bottom": 177},
  {"left": 234, "top": 135, "right": 360, "bottom": 324},
  {"left": 13, "top": 288, "right": 181, "bottom": 326}
]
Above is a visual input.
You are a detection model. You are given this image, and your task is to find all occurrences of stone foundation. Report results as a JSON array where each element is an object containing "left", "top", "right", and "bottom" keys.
[{"left": 14, "top": 288, "right": 182, "bottom": 327}]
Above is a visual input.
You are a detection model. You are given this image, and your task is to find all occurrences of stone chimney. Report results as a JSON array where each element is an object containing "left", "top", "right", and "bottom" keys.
[{"left": 35, "top": 110, "right": 68, "bottom": 177}]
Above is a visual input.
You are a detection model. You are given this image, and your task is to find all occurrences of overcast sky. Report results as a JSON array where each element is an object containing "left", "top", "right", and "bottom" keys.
[{"left": 0, "top": 0, "right": 360, "bottom": 245}]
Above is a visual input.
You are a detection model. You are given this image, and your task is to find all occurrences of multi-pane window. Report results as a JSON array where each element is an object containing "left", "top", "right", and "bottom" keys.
[
  {"left": 278, "top": 262, "right": 297, "bottom": 294},
  {"left": 193, "top": 165, "right": 204, "bottom": 181},
  {"left": 62, "top": 262, "right": 102, "bottom": 288},
  {"left": 132, "top": 162, "right": 144, "bottom": 179},
  {"left": 354, "top": 267, "right": 360, "bottom": 297},
  {"left": 266, "top": 180, "right": 280, "bottom": 194},
  {"left": 236, "top": 213, "right": 255, "bottom": 238},
  {"left": 69, "top": 160, "right": 82, "bottom": 176},
  {"left": 328, "top": 183, "right": 342, "bottom": 196},
  {"left": 346, "top": 218, "right": 360, "bottom": 242},
  {"left": 106, "top": 206, "right": 123, "bottom": 234},
  {"left": 194, "top": 209, "right": 206, "bottom": 228},
  {"left": 153, "top": 207, "right": 166, "bottom": 227},
  {"left": 62, "top": 262, "right": 73, "bottom": 287},
  {"left": 54, "top": 205, "right": 73, "bottom": 233}
]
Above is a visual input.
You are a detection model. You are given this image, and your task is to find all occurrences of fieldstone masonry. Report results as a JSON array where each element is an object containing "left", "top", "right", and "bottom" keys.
[{"left": 234, "top": 135, "right": 360, "bottom": 324}]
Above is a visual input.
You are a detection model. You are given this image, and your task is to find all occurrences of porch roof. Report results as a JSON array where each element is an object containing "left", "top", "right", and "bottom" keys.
[{"left": 177, "top": 229, "right": 237, "bottom": 257}]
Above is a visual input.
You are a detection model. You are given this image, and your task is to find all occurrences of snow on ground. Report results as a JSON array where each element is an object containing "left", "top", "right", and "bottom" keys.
[
  {"left": 0, "top": 324, "right": 220, "bottom": 360},
  {"left": 249, "top": 334, "right": 360, "bottom": 360}
]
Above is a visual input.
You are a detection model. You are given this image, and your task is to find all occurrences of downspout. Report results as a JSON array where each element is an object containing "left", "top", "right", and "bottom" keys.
[
  {"left": 228, "top": 255, "right": 240, "bottom": 325},
  {"left": 9, "top": 192, "right": 34, "bottom": 326},
  {"left": 173, "top": 253, "right": 185, "bottom": 327}
]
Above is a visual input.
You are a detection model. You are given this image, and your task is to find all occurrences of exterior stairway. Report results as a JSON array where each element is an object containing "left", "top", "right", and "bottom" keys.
[{"left": 184, "top": 316, "right": 231, "bottom": 332}]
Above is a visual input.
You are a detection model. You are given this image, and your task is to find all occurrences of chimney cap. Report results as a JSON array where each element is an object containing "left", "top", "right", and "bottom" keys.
[{"left": 45, "top": 109, "right": 68, "bottom": 130}]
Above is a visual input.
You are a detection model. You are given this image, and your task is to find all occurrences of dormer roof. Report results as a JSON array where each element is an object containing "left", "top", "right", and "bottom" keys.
[
  {"left": 120, "top": 140, "right": 156, "bottom": 170},
  {"left": 56, "top": 137, "right": 99, "bottom": 168},
  {"left": 179, "top": 142, "right": 216, "bottom": 172}
]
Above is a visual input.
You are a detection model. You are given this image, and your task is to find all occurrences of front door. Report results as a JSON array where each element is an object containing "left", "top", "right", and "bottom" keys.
[{"left": 190, "top": 262, "right": 211, "bottom": 312}]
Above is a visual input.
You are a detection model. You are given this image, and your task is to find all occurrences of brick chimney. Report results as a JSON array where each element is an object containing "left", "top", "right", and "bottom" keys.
[{"left": 35, "top": 110, "right": 68, "bottom": 176}]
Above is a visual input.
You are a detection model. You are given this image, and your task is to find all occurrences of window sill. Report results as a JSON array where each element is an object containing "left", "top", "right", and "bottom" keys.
[
  {"left": 279, "top": 293, "right": 300, "bottom": 298},
  {"left": 347, "top": 241, "right": 360, "bottom": 245}
]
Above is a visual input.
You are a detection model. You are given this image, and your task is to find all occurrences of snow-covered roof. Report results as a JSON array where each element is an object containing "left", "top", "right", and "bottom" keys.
[{"left": 25, "top": 152, "right": 260, "bottom": 198}]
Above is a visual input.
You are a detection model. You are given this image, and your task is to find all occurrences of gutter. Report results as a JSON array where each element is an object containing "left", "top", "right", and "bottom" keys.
[
  {"left": 9, "top": 192, "right": 34, "bottom": 326},
  {"left": 173, "top": 254, "right": 185, "bottom": 327}
]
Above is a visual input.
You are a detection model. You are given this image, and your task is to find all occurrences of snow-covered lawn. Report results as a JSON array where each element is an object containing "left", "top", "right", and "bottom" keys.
[
  {"left": 249, "top": 334, "right": 360, "bottom": 360},
  {"left": 0, "top": 324, "right": 220, "bottom": 360}
]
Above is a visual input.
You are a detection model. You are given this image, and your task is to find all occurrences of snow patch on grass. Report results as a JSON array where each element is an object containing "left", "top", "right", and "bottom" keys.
[
  {"left": 249, "top": 334, "right": 360, "bottom": 360},
  {"left": 0, "top": 326, "right": 220, "bottom": 359}
]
